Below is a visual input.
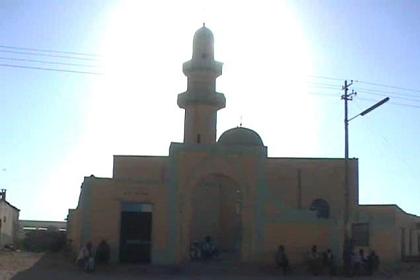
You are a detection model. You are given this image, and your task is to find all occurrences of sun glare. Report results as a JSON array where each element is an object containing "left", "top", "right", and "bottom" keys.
[{"left": 66, "top": 0, "right": 318, "bottom": 187}]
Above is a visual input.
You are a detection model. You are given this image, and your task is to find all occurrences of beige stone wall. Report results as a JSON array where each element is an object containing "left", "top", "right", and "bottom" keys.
[
  {"left": 394, "top": 209, "right": 420, "bottom": 258},
  {"left": 87, "top": 178, "right": 170, "bottom": 263},
  {"left": 358, "top": 205, "right": 420, "bottom": 263},
  {"left": 264, "top": 223, "right": 337, "bottom": 264},
  {"left": 113, "top": 156, "right": 167, "bottom": 181},
  {"left": 0, "top": 201, "right": 19, "bottom": 247},
  {"left": 67, "top": 209, "right": 81, "bottom": 254},
  {"left": 266, "top": 158, "right": 358, "bottom": 219}
]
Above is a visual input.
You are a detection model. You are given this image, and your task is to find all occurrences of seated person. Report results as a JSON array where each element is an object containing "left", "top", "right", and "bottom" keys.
[{"left": 201, "top": 236, "right": 218, "bottom": 260}]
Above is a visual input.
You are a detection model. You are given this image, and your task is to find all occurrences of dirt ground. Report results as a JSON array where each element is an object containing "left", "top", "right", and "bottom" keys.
[{"left": 1, "top": 251, "right": 420, "bottom": 280}]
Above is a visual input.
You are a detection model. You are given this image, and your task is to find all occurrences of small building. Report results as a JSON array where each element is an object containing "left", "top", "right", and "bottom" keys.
[
  {"left": 0, "top": 189, "right": 20, "bottom": 247},
  {"left": 19, "top": 220, "right": 66, "bottom": 240},
  {"left": 68, "top": 25, "right": 420, "bottom": 265}
]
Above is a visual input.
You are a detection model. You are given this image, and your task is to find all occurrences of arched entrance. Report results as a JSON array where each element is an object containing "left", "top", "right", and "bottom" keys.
[{"left": 190, "top": 174, "right": 242, "bottom": 254}]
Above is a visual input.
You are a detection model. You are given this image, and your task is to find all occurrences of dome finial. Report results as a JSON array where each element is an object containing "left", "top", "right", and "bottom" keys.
[{"left": 203, "top": 22, "right": 206, "bottom": 27}]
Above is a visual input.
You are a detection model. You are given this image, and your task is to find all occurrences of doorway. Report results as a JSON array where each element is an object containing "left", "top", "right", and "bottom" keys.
[
  {"left": 119, "top": 203, "right": 152, "bottom": 263},
  {"left": 191, "top": 175, "right": 242, "bottom": 254}
]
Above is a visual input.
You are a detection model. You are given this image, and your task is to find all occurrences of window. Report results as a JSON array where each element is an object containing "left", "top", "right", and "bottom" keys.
[
  {"left": 197, "top": 134, "right": 201, "bottom": 144},
  {"left": 352, "top": 223, "right": 369, "bottom": 246},
  {"left": 310, "top": 199, "right": 330, "bottom": 218}
]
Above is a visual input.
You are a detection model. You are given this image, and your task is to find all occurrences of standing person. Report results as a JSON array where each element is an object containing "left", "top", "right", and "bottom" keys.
[
  {"left": 275, "top": 245, "right": 290, "bottom": 275},
  {"left": 76, "top": 242, "right": 95, "bottom": 272},
  {"left": 85, "top": 242, "right": 95, "bottom": 272},
  {"left": 76, "top": 243, "right": 88, "bottom": 270},
  {"left": 366, "top": 250, "right": 380, "bottom": 275},
  {"left": 308, "top": 245, "right": 321, "bottom": 276},
  {"left": 352, "top": 249, "right": 365, "bottom": 276},
  {"left": 324, "top": 249, "right": 336, "bottom": 275}
]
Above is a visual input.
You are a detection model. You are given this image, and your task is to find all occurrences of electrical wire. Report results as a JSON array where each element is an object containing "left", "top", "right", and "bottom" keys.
[
  {"left": 307, "top": 74, "right": 346, "bottom": 82},
  {"left": 358, "top": 91, "right": 420, "bottom": 103},
  {"left": 0, "top": 44, "right": 101, "bottom": 57},
  {"left": 355, "top": 80, "right": 420, "bottom": 94},
  {"left": 0, "top": 63, "right": 103, "bottom": 75},
  {"left": 0, "top": 49, "right": 99, "bottom": 61},
  {"left": 0, "top": 56, "right": 99, "bottom": 68}
]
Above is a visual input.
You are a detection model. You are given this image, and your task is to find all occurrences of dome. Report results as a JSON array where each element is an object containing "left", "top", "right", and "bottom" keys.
[
  {"left": 192, "top": 24, "right": 214, "bottom": 60},
  {"left": 218, "top": 127, "right": 264, "bottom": 146},
  {"left": 193, "top": 24, "right": 214, "bottom": 42}
]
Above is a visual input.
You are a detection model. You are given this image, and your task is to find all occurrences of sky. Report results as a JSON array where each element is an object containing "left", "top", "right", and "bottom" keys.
[{"left": 0, "top": 0, "right": 419, "bottom": 220}]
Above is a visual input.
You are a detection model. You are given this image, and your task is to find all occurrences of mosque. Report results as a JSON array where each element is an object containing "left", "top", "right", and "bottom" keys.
[{"left": 67, "top": 25, "right": 420, "bottom": 265}]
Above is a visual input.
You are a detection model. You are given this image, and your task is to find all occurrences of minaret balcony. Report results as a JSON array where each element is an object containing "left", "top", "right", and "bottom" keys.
[
  {"left": 177, "top": 91, "right": 226, "bottom": 110},
  {"left": 182, "top": 60, "right": 223, "bottom": 77}
]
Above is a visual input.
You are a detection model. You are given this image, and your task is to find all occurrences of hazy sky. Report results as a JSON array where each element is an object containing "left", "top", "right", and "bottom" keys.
[{"left": 1, "top": 0, "right": 419, "bottom": 220}]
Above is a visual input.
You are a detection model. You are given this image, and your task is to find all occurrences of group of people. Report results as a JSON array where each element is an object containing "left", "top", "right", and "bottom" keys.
[
  {"left": 76, "top": 240, "right": 111, "bottom": 273},
  {"left": 189, "top": 236, "right": 219, "bottom": 261},
  {"left": 345, "top": 248, "right": 380, "bottom": 276},
  {"left": 275, "top": 244, "right": 380, "bottom": 276}
]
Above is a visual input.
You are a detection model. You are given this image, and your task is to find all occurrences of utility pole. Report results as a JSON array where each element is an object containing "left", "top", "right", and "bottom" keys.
[
  {"left": 340, "top": 80, "right": 389, "bottom": 273},
  {"left": 342, "top": 80, "right": 355, "bottom": 237},
  {"left": 341, "top": 80, "right": 356, "bottom": 253}
]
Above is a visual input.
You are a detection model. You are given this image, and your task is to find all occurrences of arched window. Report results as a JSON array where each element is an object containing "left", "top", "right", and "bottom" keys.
[{"left": 310, "top": 199, "right": 330, "bottom": 219}]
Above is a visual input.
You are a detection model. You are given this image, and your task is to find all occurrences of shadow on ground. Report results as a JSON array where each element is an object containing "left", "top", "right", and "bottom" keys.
[
  {"left": 10, "top": 253, "right": 420, "bottom": 280},
  {"left": 10, "top": 253, "right": 286, "bottom": 280}
]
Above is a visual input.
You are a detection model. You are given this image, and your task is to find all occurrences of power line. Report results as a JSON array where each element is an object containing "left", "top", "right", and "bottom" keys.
[
  {"left": 0, "top": 49, "right": 99, "bottom": 61},
  {"left": 308, "top": 91, "right": 420, "bottom": 110},
  {"left": 358, "top": 90, "right": 420, "bottom": 103},
  {"left": 354, "top": 97, "right": 420, "bottom": 109},
  {"left": 307, "top": 81, "right": 341, "bottom": 88},
  {"left": 307, "top": 74, "right": 345, "bottom": 81},
  {"left": 355, "top": 80, "right": 420, "bottom": 94},
  {"left": 0, "top": 56, "right": 99, "bottom": 68},
  {"left": 308, "top": 75, "right": 420, "bottom": 95},
  {"left": 308, "top": 92, "right": 338, "bottom": 98},
  {"left": 307, "top": 83, "right": 341, "bottom": 91},
  {"left": 0, "top": 44, "right": 101, "bottom": 57},
  {"left": 0, "top": 63, "right": 103, "bottom": 75},
  {"left": 356, "top": 87, "right": 420, "bottom": 99}
]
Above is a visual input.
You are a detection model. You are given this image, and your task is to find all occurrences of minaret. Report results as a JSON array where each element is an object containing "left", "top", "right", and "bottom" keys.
[{"left": 178, "top": 24, "right": 226, "bottom": 144}]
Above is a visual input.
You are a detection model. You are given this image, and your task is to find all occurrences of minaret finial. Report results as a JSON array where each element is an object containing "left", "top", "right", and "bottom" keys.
[{"left": 239, "top": 115, "right": 243, "bottom": 127}]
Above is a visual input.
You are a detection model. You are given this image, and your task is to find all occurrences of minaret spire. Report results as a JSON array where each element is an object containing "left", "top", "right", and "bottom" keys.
[{"left": 177, "top": 26, "right": 226, "bottom": 144}]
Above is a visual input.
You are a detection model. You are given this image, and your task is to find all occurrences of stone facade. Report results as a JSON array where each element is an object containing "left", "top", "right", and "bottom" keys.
[
  {"left": 68, "top": 25, "right": 420, "bottom": 265},
  {"left": 0, "top": 190, "right": 20, "bottom": 247}
]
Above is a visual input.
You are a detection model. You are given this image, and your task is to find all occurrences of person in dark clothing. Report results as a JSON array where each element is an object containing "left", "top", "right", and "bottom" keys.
[
  {"left": 308, "top": 245, "right": 322, "bottom": 276},
  {"left": 201, "top": 236, "right": 218, "bottom": 260},
  {"left": 95, "top": 240, "right": 110, "bottom": 264},
  {"left": 275, "top": 245, "right": 290, "bottom": 275},
  {"left": 366, "top": 250, "right": 380, "bottom": 275}
]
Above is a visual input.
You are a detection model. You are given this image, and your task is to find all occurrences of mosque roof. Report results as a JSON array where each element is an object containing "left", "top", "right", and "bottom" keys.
[{"left": 218, "top": 127, "right": 264, "bottom": 146}]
